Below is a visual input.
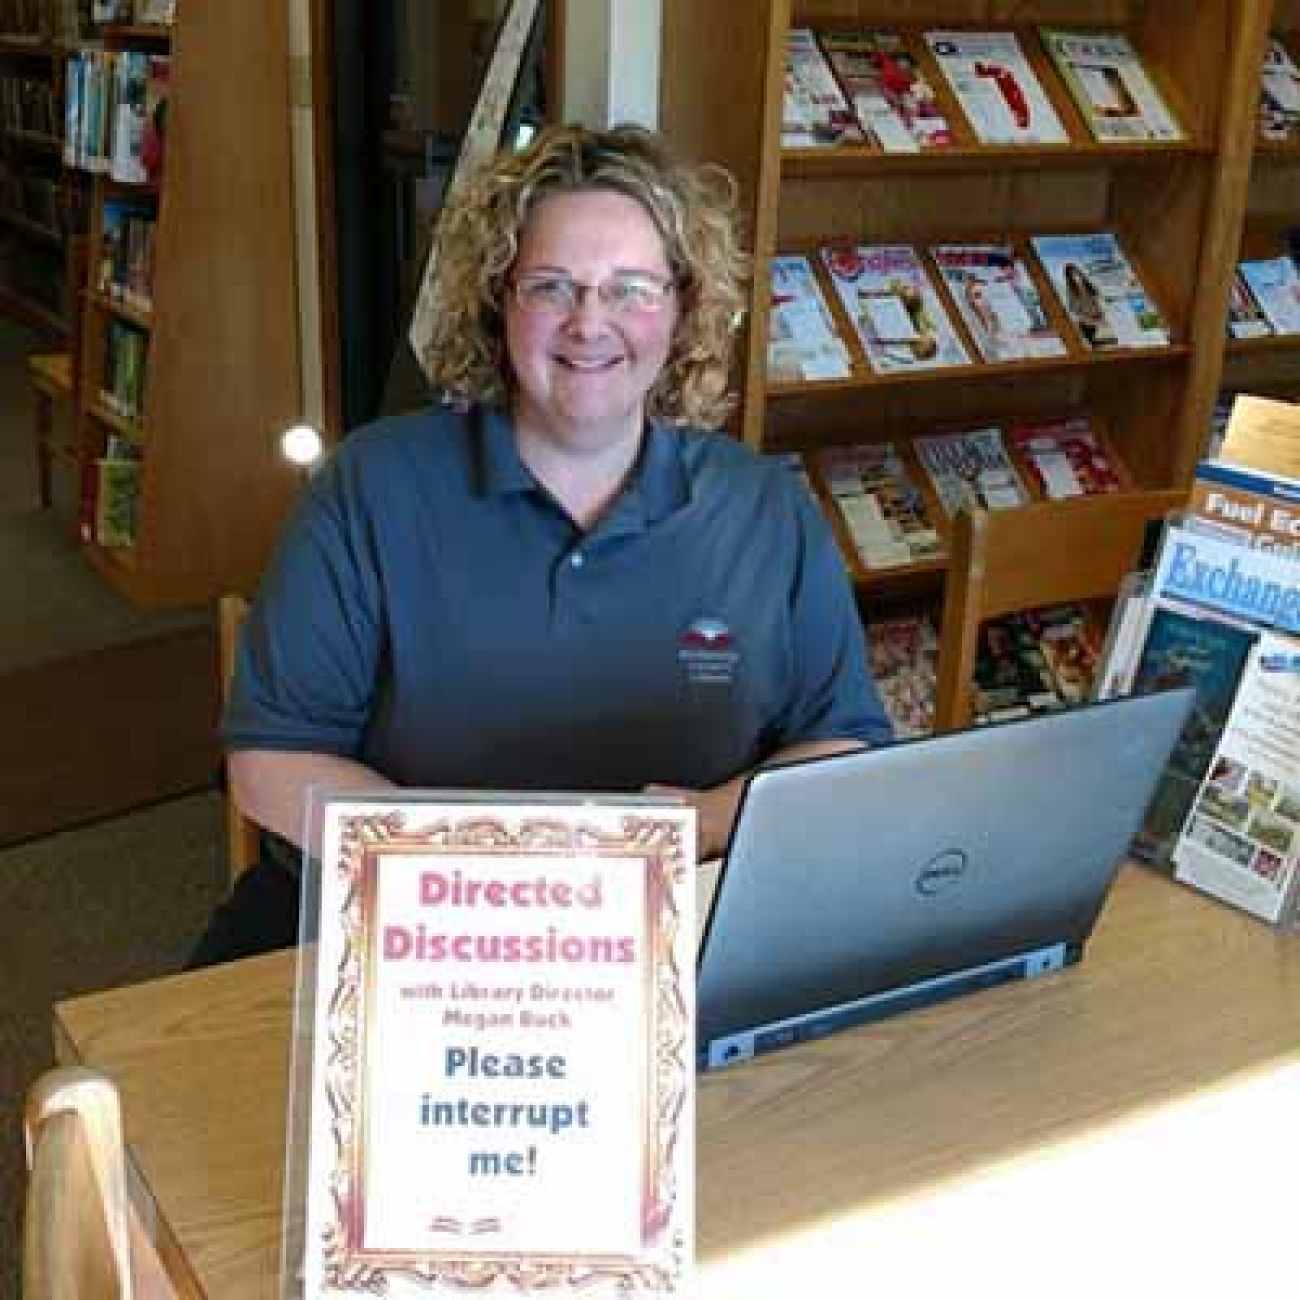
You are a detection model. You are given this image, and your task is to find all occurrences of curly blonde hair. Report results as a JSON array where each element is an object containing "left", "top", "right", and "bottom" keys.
[{"left": 420, "top": 123, "right": 749, "bottom": 429}]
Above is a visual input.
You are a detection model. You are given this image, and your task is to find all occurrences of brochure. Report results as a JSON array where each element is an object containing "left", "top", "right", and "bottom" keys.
[
  {"left": 866, "top": 613, "right": 939, "bottom": 738},
  {"left": 1226, "top": 269, "right": 1274, "bottom": 340},
  {"left": 783, "top": 28, "right": 865, "bottom": 147},
  {"left": 924, "top": 29, "right": 1069, "bottom": 145},
  {"left": 930, "top": 242, "right": 1066, "bottom": 362},
  {"left": 1259, "top": 36, "right": 1300, "bottom": 142},
  {"left": 821, "top": 244, "right": 971, "bottom": 373},
  {"left": 1236, "top": 256, "right": 1300, "bottom": 335},
  {"left": 1032, "top": 232, "right": 1170, "bottom": 350},
  {"left": 1007, "top": 415, "right": 1122, "bottom": 497}
]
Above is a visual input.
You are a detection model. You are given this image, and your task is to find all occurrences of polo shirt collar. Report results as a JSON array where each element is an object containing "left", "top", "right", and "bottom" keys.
[{"left": 473, "top": 405, "right": 690, "bottom": 534}]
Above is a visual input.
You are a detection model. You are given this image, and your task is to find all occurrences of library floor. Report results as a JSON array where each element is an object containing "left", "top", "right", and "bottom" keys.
[{"left": 0, "top": 318, "right": 228, "bottom": 1298}]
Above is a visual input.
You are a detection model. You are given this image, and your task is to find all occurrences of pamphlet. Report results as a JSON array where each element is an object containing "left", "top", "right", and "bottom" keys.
[
  {"left": 1040, "top": 27, "right": 1183, "bottom": 142},
  {"left": 866, "top": 613, "right": 939, "bottom": 738},
  {"left": 1226, "top": 269, "right": 1274, "bottom": 340},
  {"left": 1172, "top": 631, "right": 1300, "bottom": 924},
  {"left": 1032, "top": 232, "right": 1170, "bottom": 350},
  {"left": 924, "top": 29, "right": 1069, "bottom": 145},
  {"left": 821, "top": 244, "right": 971, "bottom": 373},
  {"left": 1007, "top": 415, "right": 1122, "bottom": 497},
  {"left": 1236, "top": 256, "right": 1300, "bottom": 335},
  {"left": 1259, "top": 36, "right": 1300, "bottom": 142}
]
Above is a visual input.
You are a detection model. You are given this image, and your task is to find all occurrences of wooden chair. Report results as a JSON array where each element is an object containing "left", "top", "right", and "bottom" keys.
[
  {"left": 22, "top": 1066, "right": 177, "bottom": 1299},
  {"left": 219, "top": 594, "right": 261, "bottom": 882},
  {"left": 932, "top": 489, "right": 1187, "bottom": 733}
]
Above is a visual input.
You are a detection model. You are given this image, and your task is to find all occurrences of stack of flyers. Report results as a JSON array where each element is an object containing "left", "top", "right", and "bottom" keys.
[
  {"left": 1007, "top": 416, "right": 1122, "bottom": 497},
  {"left": 767, "top": 255, "right": 853, "bottom": 382},
  {"left": 1032, "top": 233, "right": 1170, "bottom": 350},
  {"left": 819, "top": 29, "right": 954, "bottom": 152},
  {"left": 914, "top": 427, "right": 1028, "bottom": 516},
  {"left": 924, "top": 29, "right": 1069, "bottom": 145},
  {"left": 821, "top": 244, "right": 970, "bottom": 374},
  {"left": 817, "top": 443, "right": 944, "bottom": 571},
  {"left": 930, "top": 243, "right": 1066, "bottom": 362},
  {"left": 783, "top": 28, "right": 865, "bottom": 147}
]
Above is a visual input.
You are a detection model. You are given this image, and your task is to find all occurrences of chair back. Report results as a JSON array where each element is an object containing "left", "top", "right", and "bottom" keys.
[
  {"left": 219, "top": 594, "right": 260, "bottom": 881},
  {"left": 23, "top": 1067, "right": 132, "bottom": 1300},
  {"left": 932, "top": 488, "right": 1186, "bottom": 732}
]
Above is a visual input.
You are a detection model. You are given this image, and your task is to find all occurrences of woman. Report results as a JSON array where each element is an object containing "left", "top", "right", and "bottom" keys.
[{"left": 194, "top": 124, "right": 890, "bottom": 964}]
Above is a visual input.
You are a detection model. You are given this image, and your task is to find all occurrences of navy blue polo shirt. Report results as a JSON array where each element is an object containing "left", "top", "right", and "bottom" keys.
[{"left": 223, "top": 404, "right": 890, "bottom": 793}]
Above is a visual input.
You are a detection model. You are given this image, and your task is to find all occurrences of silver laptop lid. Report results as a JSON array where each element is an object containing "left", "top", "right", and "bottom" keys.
[{"left": 697, "top": 688, "right": 1194, "bottom": 1054}]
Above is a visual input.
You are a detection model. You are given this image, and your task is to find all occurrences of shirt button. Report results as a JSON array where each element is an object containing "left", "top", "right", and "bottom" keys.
[{"left": 570, "top": 552, "right": 584, "bottom": 569}]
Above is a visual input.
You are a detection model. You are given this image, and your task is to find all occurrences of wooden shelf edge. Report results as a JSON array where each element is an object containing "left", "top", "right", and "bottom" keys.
[
  {"left": 86, "top": 399, "right": 146, "bottom": 443},
  {"left": 85, "top": 288, "right": 155, "bottom": 330}
]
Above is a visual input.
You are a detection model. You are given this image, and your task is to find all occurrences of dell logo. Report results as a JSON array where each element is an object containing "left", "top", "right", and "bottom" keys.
[{"left": 916, "top": 850, "right": 968, "bottom": 896}]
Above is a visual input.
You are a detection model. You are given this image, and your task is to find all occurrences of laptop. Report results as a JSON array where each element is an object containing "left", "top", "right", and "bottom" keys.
[{"left": 696, "top": 687, "right": 1194, "bottom": 1070}]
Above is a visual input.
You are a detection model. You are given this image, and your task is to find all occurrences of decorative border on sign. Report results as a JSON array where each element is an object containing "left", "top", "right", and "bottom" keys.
[{"left": 318, "top": 810, "right": 691, "bottom": 1293}]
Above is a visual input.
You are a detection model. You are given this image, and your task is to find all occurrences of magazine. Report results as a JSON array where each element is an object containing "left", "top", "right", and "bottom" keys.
[
  {"left": 1040, "top": 27, "right": 1183, "bottom": 142},
  {"left": 924, "top": 29, "right": 1069, "bottom": 145},
  {"left": 1032, "top": 233, "right": 1170, "bottom": 350},
  {"left": 1007, "top": 415, "right": 1122, "bottom": 497},
  {"left": 1129, "top": 601, "right": 1258, "bottom": 865},
  {"left": 783, "top": 28, "right": 865, "bottom": 147},
  {"left": 1226, "top": 268, "right": 1274, "bottom": 340},
  {"left": 913, "top": 426, "right": 1028, "bottom": 516},
  {"left": 1019, "top": 604, "right": 1100, "bottom": 704},
  {"left": 930, "top": 243, "right": 1066, "bottom": 362},
  {"left": 1172, "top": 630, "right": 1300, "bottom": 924},
  {"left": 818, "top": 29, "right": 954, "bottom": 152},
  {"left": 866, "top": 613, "right": 939, "bottom": 738},
  {"left": 816, "top": 442, "right": 945, "bottom": 571},
  {"left": 821, "top": 244, "right": 971, "bottom": 373},
  {"left": 767, "top": 254, "right": 853, "bottom": 382},
  {"left": 973, "top": 613, "right": 1064, "bottom": 724},
  {"left": 1259, "top": 36, "right": 1300, "bottom": 142},
  {"left": 1236, "top": 256, "right": 1300, "bottom": 335}
]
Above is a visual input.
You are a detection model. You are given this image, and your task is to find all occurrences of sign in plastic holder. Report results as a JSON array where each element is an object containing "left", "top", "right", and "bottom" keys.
[{"left": 282, "top": 791, "right": 696, "bottom": 1300}]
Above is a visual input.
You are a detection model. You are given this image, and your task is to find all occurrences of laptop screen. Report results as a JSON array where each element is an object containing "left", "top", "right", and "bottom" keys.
[{"left": 697, "top": 688, "right": 1194, "bottom": 1067}]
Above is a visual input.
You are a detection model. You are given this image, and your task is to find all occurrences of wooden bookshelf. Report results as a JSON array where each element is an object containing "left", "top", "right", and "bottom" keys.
[
  {"left": 661, "top": 0, "right": 1275, "bottom": 650},
  {"left": 69, "top": 3, "right": 302, "bottom": 607}
]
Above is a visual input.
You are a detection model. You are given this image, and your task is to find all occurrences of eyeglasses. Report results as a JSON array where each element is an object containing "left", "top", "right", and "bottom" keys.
[{"left": 511, "top": 271, "right": 675, "bottom": 316}]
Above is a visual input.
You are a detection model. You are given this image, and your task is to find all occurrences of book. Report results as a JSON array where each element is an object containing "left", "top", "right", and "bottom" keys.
[
  {"left": 1007, "top": 415, "right": 1123, "bottom": 498},
  {"left": 783, "top": 28, "right": 865, "bottom": 147},
  {"left": 1171, "top": 630, "right": 1300, "bottom": 925},
  {"left": 1259, "top": 36, "right": 1300, "bottom": 142},
  {"left": 929, "top": 242, "right": 1066, "bottom": 362},
  {"left": 767, "top": 254, "right": 853, "bottom": 382},
  {"left": 1226, "top": 268, "right": 1274, "bottom": 340},
  {"left": 913, "top": 426, "right": 1028, "bottom": 516},
  {"left": 1236, "top": 256, "right": 1300, "bottom": 335},
  {"left": 1129, "top": 602, "right": 1258, "bottom": 865},
  {"left": 866, "top": 613, "right": 939, "bottom": 738},
  {"left": 821, "top": 244, "right": 971, "bottom": 374},
  {"left": 1040, "top": 27, "right": 1183, "bottom": 142},
  {"left": 1032, "top": 233, "right": 1170, "bottom": 350},
  {"left": 140, "top": 54, "right": 170, "bottom": 180},
  {"left": 1186, "top": 459, "right": 1300, "bottom": 560},
  {"left": 108, "top": 51, "right": 148, "bottom": 184},
  {"left": 818, "top": 29, "right": 954, "bottom": 152},
  {"left": 815, "top": 442, "right": 945, "bottom": 571},
  {"left": 924, "top": 29, "right": 1069, "bottom": 145}
]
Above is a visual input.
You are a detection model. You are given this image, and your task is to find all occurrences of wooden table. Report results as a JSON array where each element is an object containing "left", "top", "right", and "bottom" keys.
[{"left": 56, "top": 867, "right": 1300, "bottom": 1299}]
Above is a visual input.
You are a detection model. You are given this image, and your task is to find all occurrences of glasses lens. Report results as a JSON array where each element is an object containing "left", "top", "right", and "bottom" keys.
[{"left": 516, "top": 276, "right": 575, "bottom": 311}]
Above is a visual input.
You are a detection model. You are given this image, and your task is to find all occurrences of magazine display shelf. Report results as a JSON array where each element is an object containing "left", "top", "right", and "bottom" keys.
[
  {"left": 662, "top": 0, "right": 1274, "bottom": 679},
  {"left": 1225, "top": 6, "right": 1300, "bottom": 399},
  {"left": 71, "top": 5, "right": 301, "bottom": 608}
]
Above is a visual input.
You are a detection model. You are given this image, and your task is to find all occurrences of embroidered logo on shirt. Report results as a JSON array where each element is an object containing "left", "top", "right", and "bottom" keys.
[{"left": 679, "top": 617, "right": 739, "bottom": 686}]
